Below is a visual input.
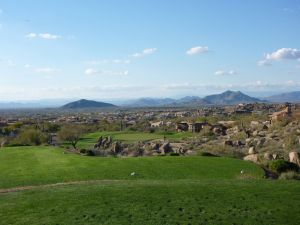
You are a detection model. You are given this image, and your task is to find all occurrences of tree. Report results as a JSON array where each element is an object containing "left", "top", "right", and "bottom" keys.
[{"left": 57, "top": 125, "right": 84, "bottom": 149}]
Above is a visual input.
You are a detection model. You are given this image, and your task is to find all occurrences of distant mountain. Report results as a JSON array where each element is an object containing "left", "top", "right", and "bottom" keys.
[
  {"left": 124, "top": 96, "right": 211, "bottom": 107},
  {"left": 124, "top": 98, "right": 176, "bottom": 107},
  {"left": 265, "top": 91, "right": 300, "bottom": 103},
  {"left": 174, "top": 96, "right": 210, "bottom": 106},
  {"left": 61, "top": 99, "right": 116, "bottom": 109},
  {"left": 203, "top": 90, "right": 263, "bottom": 105}
]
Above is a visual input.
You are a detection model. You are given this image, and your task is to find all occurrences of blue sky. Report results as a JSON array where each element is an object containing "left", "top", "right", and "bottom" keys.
[{"left": 0, "top": 0, "right": 299, "bottom": 100}]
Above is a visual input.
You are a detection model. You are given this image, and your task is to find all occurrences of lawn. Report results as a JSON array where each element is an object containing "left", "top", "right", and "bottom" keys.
[
  {"left": 77, "top": 131, "right": 196, "bottom": 148},
  {"left": 0, "top": 147, "right": 299, "bottom": 225},
  {"left": 0, "top": 146, "right": 263, "bottom": 188}
]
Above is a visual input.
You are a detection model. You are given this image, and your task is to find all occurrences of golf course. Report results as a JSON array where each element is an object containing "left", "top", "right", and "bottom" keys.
[{"left": 0, "top": 146, "right": 300, "bottom": 224}]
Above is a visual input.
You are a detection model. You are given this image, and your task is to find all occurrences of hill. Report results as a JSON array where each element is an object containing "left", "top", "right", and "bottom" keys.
[
  {"left": 203, "top": 90, "right": 263, "bottom": 105},
  {"left": 265, "top": 91, "right": 300, "bottom": 103},
  {"left": 61, "top": 99, "right": 116, "bottom": 109}
]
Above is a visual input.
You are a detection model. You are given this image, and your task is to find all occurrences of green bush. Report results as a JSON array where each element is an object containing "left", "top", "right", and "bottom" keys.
[
  {"left": 268, "top": 160, "right": 298, "bottom": 173},
  {"left": 14, "top": 129, "right": 48, "bottom": 146}
]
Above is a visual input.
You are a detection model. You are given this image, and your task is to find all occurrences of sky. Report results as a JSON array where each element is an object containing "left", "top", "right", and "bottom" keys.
[{"left": 0, "top": 0, "right": 300, "bottom": 101}]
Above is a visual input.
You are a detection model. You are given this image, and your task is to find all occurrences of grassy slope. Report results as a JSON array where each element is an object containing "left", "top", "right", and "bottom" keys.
[
  {"left": 0, "top": 147, "right": 300, "bottom": 225},
  {"left": 1, "top": 180, "right": 300, "bottom": 225},
  {"left": 0, "top": 146, "right": 263, "bottom": 188},
  {"left": 78, "top": 131, "right": 195, "bottom": 148}
]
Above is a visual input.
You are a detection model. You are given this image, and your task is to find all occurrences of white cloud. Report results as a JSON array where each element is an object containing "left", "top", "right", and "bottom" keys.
[
  {"left": 257, "top": 60, "right": 272, "bottom": 67},
  {"left": 132, "top": 48, "right": 157, "bottom": 58},
  {"left": 85, "top": 59, "right": 131, "bottom": 65},
  {"left": 24, "top": 64, "right": 32, "bottom": 68},
  {"left": 25, "top": 33, "right": 61, "bottom": 40},
  {"left": 186, "top": 46, "right": 209, "bottom": 55},
  {"left": 25, "top": 33, "right": 37, "bottom": 38},
  {"left": 85, "top": 68, "right": 99, "bottom": 75},
  {"left": 215, "top": 70, "right": 237, "bottom": 76},
  {"left": 266, "top": 48, "right": 300, "bottom": 60},
  {"left": 259, "top": 48, "right": 300, "bottom": 66},
  {"left": 35, "top": 67, "right": 60, "bottom": 73},
  {"left": 38, "top": 33, "right": 61, "bottom": 40},
  {"left": 85, "top": 68, "right": 129, "bottom": 76}
]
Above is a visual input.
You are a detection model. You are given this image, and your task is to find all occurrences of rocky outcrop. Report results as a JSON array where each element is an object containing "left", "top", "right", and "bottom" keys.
[{"left": 289, "top": 152, "right": 300, "bottom": 166}]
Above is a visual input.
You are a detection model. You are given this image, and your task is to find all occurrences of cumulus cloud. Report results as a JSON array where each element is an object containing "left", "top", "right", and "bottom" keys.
[
  {"left": 258, "top": 48, "right": 300, "bottom": 66},
  {"left": 186, "top": 46, "right": 209, "bottom": 55},
  {"left": 214, "top": 70, "right": 237, "bottom": 76},
  {"left": 25, "top": 33, "right": 61, "bottom": 40},
  {"left": 132, "top": 48, "right": 157, "bottom": 58}
]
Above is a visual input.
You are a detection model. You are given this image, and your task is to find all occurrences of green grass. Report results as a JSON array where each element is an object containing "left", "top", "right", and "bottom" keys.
[
  {"left": 0, "top": 146, "right": 300, "bottom": 224},
  {"left": 78, "top": 131, "right": 195, "bottom": 148},
  {"left": 1, "top": 180, "right": 300, "bottom": 225},
  {"left": 0, "top": 146, "right": 263, "bottom": 188}
]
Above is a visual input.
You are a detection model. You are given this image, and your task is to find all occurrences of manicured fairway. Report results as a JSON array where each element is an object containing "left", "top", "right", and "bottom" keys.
[
  {"left": 1, "top": 180, "right": 300, "bottom": 225},
  {"left": 0, "top": 147, "right": 299, "bottom": 225},
  {"left": 0, "top": 146, "right": 263, "bottom": 188}
]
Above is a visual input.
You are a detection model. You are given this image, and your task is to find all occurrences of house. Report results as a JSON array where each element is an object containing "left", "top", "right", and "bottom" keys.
[
  {"left": 176, "top": 122, "right": 189, "bottom": 132},
  {"left": 188, "top": 122, "right": 209, "bottom": 133}
]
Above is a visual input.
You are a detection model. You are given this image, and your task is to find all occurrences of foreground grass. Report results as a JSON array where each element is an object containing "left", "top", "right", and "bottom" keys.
[
  {"left": 1, "top": 147, "right": 299, "bottom": 224},
  {"left": 0, "top": 146, "right": 263, "bottom": 189},
  {"left": 1, "top": 180, "right": 300, "bottom": 225},
  {"left": 78, "top": 131, "right": 195, "bottom": 148}
]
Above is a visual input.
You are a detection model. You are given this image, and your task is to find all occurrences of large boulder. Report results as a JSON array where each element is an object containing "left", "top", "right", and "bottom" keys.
[
  {"left": 289, "top": 152, "right": 300, "bottom": 166},
  {"left": 243, "top": 154, "right": 259, "bottom": 163},
  {"left": 159, "top": 142, "right": 173, "bottom": 154}
]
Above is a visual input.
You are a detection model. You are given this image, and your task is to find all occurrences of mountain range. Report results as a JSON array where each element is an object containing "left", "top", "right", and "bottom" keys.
[{"left": 1, "top": 90, "right": 300, "bottom": 109}]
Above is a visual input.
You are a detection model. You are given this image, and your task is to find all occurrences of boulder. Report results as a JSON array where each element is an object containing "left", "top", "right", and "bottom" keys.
[
  {"left": 264, "top": 152, "right": 273, "bottom": 160},
  {"left": 289, "top": 152, "right": 300, "bottom": 166},
  {"left": 243, "top": 154, "right": 259, "bottom": 163},
  {"left": 224, "top": 140, "right": 233, "bottom": 146},
  {"left": 248, "top": 146, "right": 256, "bottom": 154},
  {"left": 272, "top": 153, "right": 279, "bottom": 160}
]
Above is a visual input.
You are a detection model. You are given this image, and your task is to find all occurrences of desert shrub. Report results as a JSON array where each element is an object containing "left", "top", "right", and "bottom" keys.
[
  {"left": 14, "top": 129, "right": 48, "bottom": 146},
  {"left": 284, "top": 134, "right": 300, "bottom": 151},
  {"left": 279, "top": 171, "right": 300, "bottom": 180},
  {"left": 268, "top": 160, "right": 298, "bottom": 173},
  {"left": 199, "top": 143, "right": 244, "bottom": 159},
  {"left": 170, "top": 152, "right": 180, "bottom": 156}
]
